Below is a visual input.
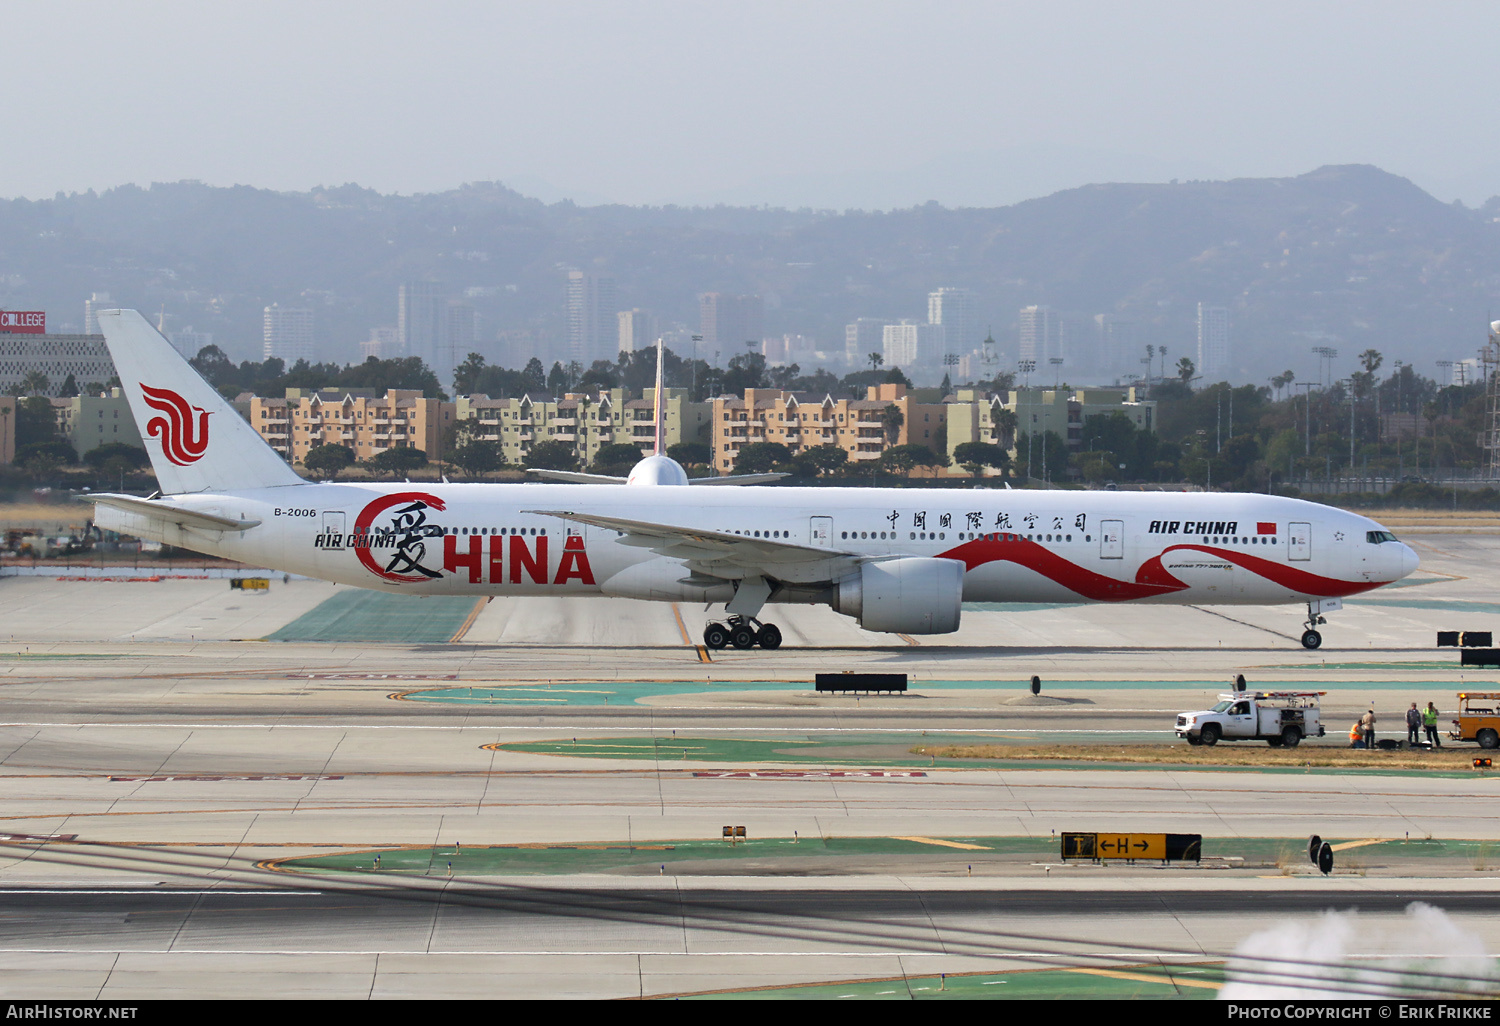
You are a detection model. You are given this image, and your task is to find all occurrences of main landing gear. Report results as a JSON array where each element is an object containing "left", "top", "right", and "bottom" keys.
[
  {"left": 703, "top": 616, "right": 782, "bottom": 651},
  {"left": 1301, "top": 599, "right": 1331, "bottom": 650}
]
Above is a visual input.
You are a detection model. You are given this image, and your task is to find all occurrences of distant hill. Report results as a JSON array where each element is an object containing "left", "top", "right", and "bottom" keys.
[{"left": 0, "top": 165, "right": 1495, "bottom": 383}]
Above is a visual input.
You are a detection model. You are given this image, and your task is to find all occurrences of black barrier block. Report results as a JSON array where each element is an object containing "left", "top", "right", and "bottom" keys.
[
  {"left": 1463, "top": 632, "right": 1495, "bottom": 648},
  {"left": 814, "top": 673, "right": 907, "bottom": 693},
  {"left": 1461, "top": 649, "right": 1500, "bottom": 666},
  {"left": 1438, "top": 631, "right": 1460, "bottom": 647},
  {"left": 1165, "top": 834, "right": 1202, "bottom": 862},
  {"left": 1318, "top": 841, "right": 1334, "bottom": 875},
  {"left": 1308, "top": 835, "right": 1322, "bottom": 866}
]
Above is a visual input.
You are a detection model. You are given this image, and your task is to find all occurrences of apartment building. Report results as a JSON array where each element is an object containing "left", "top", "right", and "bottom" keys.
[
  {"left": 944, "top": 386, "right": 1155, "bottom": 465},
  {"left": 454, "top": 387, "right": 710, "bottom": 467},
  {"left": 247, "top": 388, "right": 452, "bottom": 466},
  {"left": 50, "top": 389, "right": 143, "bottom": 457},
  {"left": 710, "top": 383, "right": 947, "bottom": 473}
]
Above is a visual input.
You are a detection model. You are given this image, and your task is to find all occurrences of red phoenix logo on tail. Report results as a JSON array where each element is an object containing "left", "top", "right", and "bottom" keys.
[{"left": 139, "top": 383, "right": 211, "bottom": 466}]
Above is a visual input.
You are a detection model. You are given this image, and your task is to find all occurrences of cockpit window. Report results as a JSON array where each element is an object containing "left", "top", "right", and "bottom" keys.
[{"left": 1366, "top": 530, "right": 1399, "bottom": 544}]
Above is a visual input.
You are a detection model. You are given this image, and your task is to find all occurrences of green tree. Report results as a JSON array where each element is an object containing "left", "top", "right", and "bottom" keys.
[
  {"left": 1176, "top": 357, "right": 1195, "bottom": 386},
  {"left": 453, "top": 352, "right": 488, "bottom": 394},
  {"left": 17, "top": 440, "right": 77, "bottom": 466},
  {"left": 591, "top": 442, "right": 645, "bottom": 475},
  {"left": 1016, "top": 430, "right": 1069, "bottom": 482},
  {"left": 733, "top": 441, "right": 793, "bottom": 474},
  {"left": 20, "top": 371, "right": 50, "bottom": 396},
  {"left": 880, "top": 443, "right": 937, "bottom": 477},
  {"left": 952, "top": 441, "right": 1010, "bottom": 478},
  {"left": 525, "top": 439, "right": 578, "bottom": 471},
  {"left": 366, "top": 446, "right": 428, "bottom": 478},
  {"left": 447, "top": 440, "right": 506, "bottom": 479},
  {"left": 666, "top": 441, "right": 712, "bottom": 467},
  {"left": 303, "top": 443, "right": 356, "bottom": 480},
  {"left": 793, "top": 443, "right": 848, "bottom": 478},
  {"left": 83, "top": 442, "right": 150, "bottom": 470},
  {"left": 879, "top": 403, "right": 904, "bottom": 445},
  {"left": 15, "top": 396, "right": 59, "bottom": 447}
]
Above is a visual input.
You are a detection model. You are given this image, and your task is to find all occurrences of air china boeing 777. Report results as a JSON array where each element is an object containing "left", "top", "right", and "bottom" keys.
[{"left": 87, "top": 309, "right": 1418, "bottom": 651}]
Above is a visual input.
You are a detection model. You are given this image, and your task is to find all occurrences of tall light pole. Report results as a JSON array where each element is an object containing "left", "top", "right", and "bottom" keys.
[
  {"left": 1296, "top": 382, "right": 1317, "bottom": 462},
  {"left": 691, "top": 334, "right": 702, "bottom": 399},
  {"left": 1018, "top": 360, "right": 1036, "bottom": 481}
]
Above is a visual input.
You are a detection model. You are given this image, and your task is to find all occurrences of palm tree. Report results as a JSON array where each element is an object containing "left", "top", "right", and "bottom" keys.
[
  {"left": 868, "top": 352, "right": 884, "bottom": 372},
  {"left": 879, "top": 403, "right": 904, "bottom": 446}
]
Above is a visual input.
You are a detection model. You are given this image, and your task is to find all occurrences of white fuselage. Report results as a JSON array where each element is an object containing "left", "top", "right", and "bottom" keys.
[{"left": 94, "top": 482, "right": 1419, "bottom": 609}]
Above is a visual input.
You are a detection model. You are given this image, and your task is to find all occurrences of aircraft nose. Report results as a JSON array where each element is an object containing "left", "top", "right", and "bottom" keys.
[{"left": 1400, "top": 543, "right": 1420, "bottom": 578}]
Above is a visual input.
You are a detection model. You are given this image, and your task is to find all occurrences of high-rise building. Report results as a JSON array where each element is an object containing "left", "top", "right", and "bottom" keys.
[
  {"left": 845, "top": 318, "right": 891, "bottom": 368},
  {"left": 927, "top": 288, "right": 972, "bottom": 355},
  {"left": 566, "top": 272, "right": 618, "bottom": 367},
  {"left": 399, "top": 282, "right": 446, "bottom": 368},
  {"left": 262, "top": 305, "right": 314, "bottom": 364},
  {"left": 1018, "top": 305, "right": 1060, "bottom": 364},
  {"left": 167, "top": 327, "right": 213, "bottom": 359},
  {"left": 698, "top": 293, "right": 764, "bottom": 357},
  {"left": 1094, "top": 315, "right": 1137, "bottom": 378},
  {"left": 445, "top": 301, "right": 478, "bottom": 371},
  {"left": 1196, "top": 303, "right": 1230, "bottom": 378},
  {"left": 882, "top": 320, "right": 942, "bottom": 368},
  {"left": 361, "top": 326, "right": 398, "bottom": 360},
  {"left": 83, "top": 293, "right": 111, "bottom": 336},
  {"left": 618, "top": 309, "right": 656, "bottom": 354}
]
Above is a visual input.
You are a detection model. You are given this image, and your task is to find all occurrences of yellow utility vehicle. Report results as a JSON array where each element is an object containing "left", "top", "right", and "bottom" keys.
[{"left": 1449, "top": 692, "right": 1500, "bottom": 749}]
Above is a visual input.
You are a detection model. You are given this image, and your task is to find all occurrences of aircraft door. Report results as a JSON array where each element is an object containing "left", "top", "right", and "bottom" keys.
[
  {"left": 1100, "top": 519, "right": 1124, "bottom": 559},
  {"left": 321, "top": 511, "right": 346, "bottom": 551},
  {"left": 809, "top": 516, "right": 833, "bottom": 548},
  {"left": 1288, "top": 522, "right": 1311, "bottom": 562}
]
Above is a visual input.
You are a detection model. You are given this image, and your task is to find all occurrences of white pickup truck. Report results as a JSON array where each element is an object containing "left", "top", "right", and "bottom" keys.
[{"left": 1176, "top": 691, "right": 1326, "bottom": 748}]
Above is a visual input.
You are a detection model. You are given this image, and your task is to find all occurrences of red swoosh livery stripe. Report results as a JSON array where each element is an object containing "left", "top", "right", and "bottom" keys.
[
  {"left": 939, "top": 537, "right": 1387, "bottom": 601},
  {"left": 941, "top": 535, "right": 1186, "bottom": 600}
]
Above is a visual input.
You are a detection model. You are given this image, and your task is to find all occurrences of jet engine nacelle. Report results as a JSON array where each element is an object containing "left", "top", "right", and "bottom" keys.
[{"left": 834, "top": 557, "right": 964, "bottom": 634}]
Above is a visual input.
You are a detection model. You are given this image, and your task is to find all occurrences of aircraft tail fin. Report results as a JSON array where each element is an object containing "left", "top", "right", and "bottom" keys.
[{"left": 96, "top": 309, "right": 304, "bottom": 494}]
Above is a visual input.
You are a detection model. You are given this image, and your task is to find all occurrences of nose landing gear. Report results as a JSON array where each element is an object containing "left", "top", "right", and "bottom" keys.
[
  {"left": 1299, "top": 598, "right": 1340, "bottom": 649},
  {"left": 703, "top": 616, "right": 781, "bottom": 650}
]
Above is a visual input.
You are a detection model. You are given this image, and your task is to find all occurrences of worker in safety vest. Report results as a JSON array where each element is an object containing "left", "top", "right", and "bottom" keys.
[
  {"left": 1423, "top": 702, "right": 1441, "bottom": 748},
  {"left": 1349, "top": 721, "right": 1364, "bottom": 748}
]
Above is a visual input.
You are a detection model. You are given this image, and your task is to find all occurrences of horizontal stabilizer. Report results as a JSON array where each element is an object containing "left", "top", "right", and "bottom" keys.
[
  {"left": 84, "top": 493, "right": 261, "bottom": 532},
  {"left": 528, "top": 470, "right": 628, "bottom": 484}
]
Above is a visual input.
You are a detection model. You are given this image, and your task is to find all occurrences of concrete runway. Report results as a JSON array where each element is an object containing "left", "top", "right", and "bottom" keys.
[{"left": 0, "top": 532, "right": 1498, "bottom": 998}]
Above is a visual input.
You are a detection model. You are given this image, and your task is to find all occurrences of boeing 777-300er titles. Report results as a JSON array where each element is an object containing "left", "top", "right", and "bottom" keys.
[{"left": 87, "top": 309, "right": 1419, "bottom": 651}]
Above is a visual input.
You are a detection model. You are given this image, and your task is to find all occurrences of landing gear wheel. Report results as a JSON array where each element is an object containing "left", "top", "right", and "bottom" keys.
[
  {"left": 1200, "top": 724, "right": 1221, "bottom": 747},
  {"left": 1301, "top": 629, "right": 1323, "bottom": 650},
  {"left": 757, "top": 624, "right": 782, "bottom": 650},
  {"left": 730, "top": 625, "right": 757, "bottom": 650},
  {"left": 703, "top": 624, "right": 729, "bottom": 650}
]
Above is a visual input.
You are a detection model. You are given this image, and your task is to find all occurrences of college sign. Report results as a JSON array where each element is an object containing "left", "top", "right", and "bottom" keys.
[{"left": 0, "top": 311, "right": 45, "bottom": 334}]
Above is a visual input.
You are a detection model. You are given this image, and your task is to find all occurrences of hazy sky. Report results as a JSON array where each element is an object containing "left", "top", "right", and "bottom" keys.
[{"left": 6, "top": 1, "right": 1500, "bottom": 208}]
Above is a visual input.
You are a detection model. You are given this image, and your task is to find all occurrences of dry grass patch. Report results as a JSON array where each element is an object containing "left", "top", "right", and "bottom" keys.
[
  {"left": 913, "top": 742, "right": 1496, "bottom": 770},
  {"left": 1350, "top": 508, "right": 1500, "bottom": 528}
]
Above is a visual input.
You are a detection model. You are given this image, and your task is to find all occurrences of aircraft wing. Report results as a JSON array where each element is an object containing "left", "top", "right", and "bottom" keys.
[
  {"left": 688, "top": 473, "right": 788, "bottom": 485},
  {"left": 523, "top": 508, "right": 865, "bottom": 583},
  {"left": 83, "top": 493, "right": 262, "bottom": 532},
  {"left": 528, "top": 469, "right": 788, "bottom": 485},
  {"left": 527, "top": 470, "right": 628, "bottom": 484}
]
